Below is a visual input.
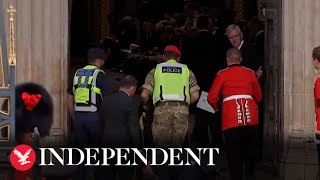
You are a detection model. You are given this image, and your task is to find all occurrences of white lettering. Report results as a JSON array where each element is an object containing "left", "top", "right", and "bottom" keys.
[
  {"left": 38, "top": 148, "right": 219, "bottom": 166},
  {"left": 150, "top": 148, "right": 168, "bottom": 166},
  {"left": 101, "top": 148, "right": 115, "bottom": 166},
  {"left": 131, "top": 148, "right": 148, "bottom": 166},
  {"left": 39, "top": 148, "right": 48, "bottom": 166},
  {"left": 85, "top": 148, "right": 100, "bottom": 166},
  {"left": 203, "top": 148, "right": 219, "bottom": 166},
  {"left": 66, "top": 148, "right": 85, "bottom": 165},
  {"left": 168, "top": 148, "right": 183, "bottom": 166},
  {"left": 116, "top": 148, "right": 130, "bottom": 166},
  {"left": 185, "top": 148, "right": 202, "bottom": 166},
  {"left": 48, "top": 148, "right": 65, "bottom": 166}
]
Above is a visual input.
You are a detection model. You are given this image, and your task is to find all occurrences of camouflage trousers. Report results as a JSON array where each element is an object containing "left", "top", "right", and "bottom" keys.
[{"left": 152, "top": 105, "right": 189, "bottom": 147}]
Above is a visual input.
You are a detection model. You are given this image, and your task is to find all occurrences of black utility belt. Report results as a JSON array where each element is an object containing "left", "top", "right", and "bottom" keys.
[{"left": 155, "top": 101, "right": 188, "bottom": 107}]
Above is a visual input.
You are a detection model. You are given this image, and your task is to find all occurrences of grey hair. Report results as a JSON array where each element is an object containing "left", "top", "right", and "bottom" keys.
[{"left": 226, "top": 24, "right": 242, "bottom": 36}]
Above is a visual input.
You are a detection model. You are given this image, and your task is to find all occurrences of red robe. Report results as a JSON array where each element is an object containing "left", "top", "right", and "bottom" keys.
[
  {"left": 314, "top": 76, "right": 320, "bottom": 137},
  {"left": 207, "top": 65, "right": 262, "bottom": 132}
]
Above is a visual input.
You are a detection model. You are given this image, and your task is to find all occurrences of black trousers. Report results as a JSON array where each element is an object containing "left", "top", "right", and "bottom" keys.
[
  {"left": 224, "top": 125, "right": 258, "bottom": 180},
  {"left": 192, "top": 108, "right": 217, "bottom": 147},
  {"left": 317, "top": 144, "right": 320, "bottom": 168}
]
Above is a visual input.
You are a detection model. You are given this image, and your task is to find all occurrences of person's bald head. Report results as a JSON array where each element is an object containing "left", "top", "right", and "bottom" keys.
[{"left": 226, "top": 48, "right": 242, "bottom": 66}]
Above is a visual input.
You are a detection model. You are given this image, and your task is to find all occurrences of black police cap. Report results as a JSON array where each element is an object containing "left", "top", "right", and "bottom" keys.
[{"left": 87, "top": 48, "right": 107, "bottom": 61}]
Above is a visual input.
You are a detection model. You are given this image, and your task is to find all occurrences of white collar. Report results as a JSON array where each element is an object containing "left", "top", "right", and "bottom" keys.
[
  {"left": 199, "top": 29, "right": 209, "bottom": 32},
  {"left": 256, "top": 30, "right": 264, "bottom": 37},
  {"left": 238, "top": 40, "right": 244, "bottom": 49},
  {"left": 120, "top": 90, "right": 130, "bottom": 96}
]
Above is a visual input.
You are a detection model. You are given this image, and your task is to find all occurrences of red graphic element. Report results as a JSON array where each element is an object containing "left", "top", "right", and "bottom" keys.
[
  {"left": 21, "top": 92, "right": 42, "bottom": 111},
  {"left": 10, "top": 144, "right": 36, "bottom": 171}
]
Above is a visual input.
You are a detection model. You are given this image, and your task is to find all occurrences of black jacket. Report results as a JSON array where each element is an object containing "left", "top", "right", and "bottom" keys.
[
  {"left": 100, "top": 91, "right": 141, "bottom": 148},
  {"left": 240, "top": 41, "right": 261, "bottom": 72}
]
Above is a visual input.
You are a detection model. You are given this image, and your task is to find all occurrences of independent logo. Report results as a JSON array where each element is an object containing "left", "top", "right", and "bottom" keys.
[{"left": 10, "top": 144, "right": 36, "bottom": 171}]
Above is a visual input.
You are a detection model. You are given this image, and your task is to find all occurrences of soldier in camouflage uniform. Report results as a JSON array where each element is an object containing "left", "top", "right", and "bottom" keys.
[{"left": 141, "top": 45, "right": 200, "bottom": 148}]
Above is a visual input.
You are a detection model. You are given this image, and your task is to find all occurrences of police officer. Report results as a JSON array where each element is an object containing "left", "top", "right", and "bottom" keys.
[
  {"left": 208, "top": 48, "right": 262, "bottom": 180},
  {"left": 141, "top": 45, "right": 200, "bottom": 148},
  {"left": 141, "top": 45, "right": 200, "bottom": 179},
  {"left": 67, "top": 48, "right": 112, "bottom": 180}
]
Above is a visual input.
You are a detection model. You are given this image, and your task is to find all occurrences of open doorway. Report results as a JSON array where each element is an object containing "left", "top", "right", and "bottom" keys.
[{"left": 67, "top": 0, "right": 279, "bottom": 174}]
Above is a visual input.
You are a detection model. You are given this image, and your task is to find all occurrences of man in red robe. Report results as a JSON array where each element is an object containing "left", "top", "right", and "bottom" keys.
[
  {"left": 207, "top": 48, "right": 262, "bottom": 180},
  {"left": 312, "top": 46, "right": 320, "bottom": 167}
]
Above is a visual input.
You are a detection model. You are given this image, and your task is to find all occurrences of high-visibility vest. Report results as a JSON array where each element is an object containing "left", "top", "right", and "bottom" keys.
[
  {"left": 73, "top": 65, "right": 104, "bottom": 112},
  {"left": 153, "top": 60, "right": 190, "bottom": 105}
]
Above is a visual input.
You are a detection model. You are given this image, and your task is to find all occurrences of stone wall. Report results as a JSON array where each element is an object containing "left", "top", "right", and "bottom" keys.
[{"left": 281, "top": 0, "right": 320, "bottom": 179}]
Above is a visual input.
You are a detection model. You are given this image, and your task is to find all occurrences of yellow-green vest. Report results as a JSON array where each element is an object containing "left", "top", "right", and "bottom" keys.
[
  {"left": 153, "top": 60, "right": 190, "bottom": 105},
  {"left": 73, "top": 65, "right": 104, "bottom": 112}
]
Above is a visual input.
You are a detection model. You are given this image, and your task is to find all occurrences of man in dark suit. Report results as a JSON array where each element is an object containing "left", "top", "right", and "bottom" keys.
[
  {"left": 97, "top": 75, "right": 141, "bottom": 180},
  {"left": 182, "top": 15, "right": 218, "bottom": 148},
  {"left": 226, "top": 24, "right": 263, "bottom": 78},
  {"left": 247, "top": 17, "right": 265, "bottom": 60}
]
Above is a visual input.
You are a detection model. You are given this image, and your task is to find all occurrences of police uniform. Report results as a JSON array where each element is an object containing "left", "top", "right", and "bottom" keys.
[
  {"left": 142, "top": 51, "right": 200, "bottom": 148},
  {"left": 67, "top": 64, "right": 112, "bottom": 148},
  {"left": 207, "top": 64, "right": 262, "bottom": 180}
]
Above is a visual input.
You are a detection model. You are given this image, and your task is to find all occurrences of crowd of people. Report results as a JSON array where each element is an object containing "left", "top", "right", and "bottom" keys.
[
  {"left": 7, "top": 2, "right": 268, "bottom": 180},
  {"left": 99, "top": 3, "right": 265, "bottom": 71},
  {"left": 68, "top": 2, "right": 266, "bottom": 180},
  {"left": 66, "top": 41, "right": 263, "bottom": 180},
  {"left": 5, "top": 2, "right": 320, "bottom": 180}
]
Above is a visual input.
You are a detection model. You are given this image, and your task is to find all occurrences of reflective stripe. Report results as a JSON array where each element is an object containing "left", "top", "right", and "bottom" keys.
[
  {"left": 91, "top": 86, "right": 102, "bottom": 96},
  {"left": 74, "top": 69, "right": 104, "bottom": 112},
  {"left": 154, "top": 94, "right": 186, "bottom": 103},
  {"left": 223, "top": 95, "right": 252, "bottom": 102}
]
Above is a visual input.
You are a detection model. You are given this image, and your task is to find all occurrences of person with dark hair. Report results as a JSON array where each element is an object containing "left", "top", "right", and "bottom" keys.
[
  {"left": 312, "top": 46, "right": 320, "bottom": 170},
  {"left": 6, "top": 82, "right": 53, "bottom": 180},
  {"left": 97, "top": 75, "right": 140, "bottom": 180},
  {"left": 141, "top": 45, "right": 200, "bottom": 180},
  {"left": 208, "top": 48, "right": 262, "bottom": 180},
  {"left": 67, "top": 48, "right": 112, "bottom": 180}
]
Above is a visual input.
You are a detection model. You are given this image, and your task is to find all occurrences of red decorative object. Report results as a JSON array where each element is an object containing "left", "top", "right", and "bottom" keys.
[{"left": 21, "top": 92, "right": 42, "bottom": 111}]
